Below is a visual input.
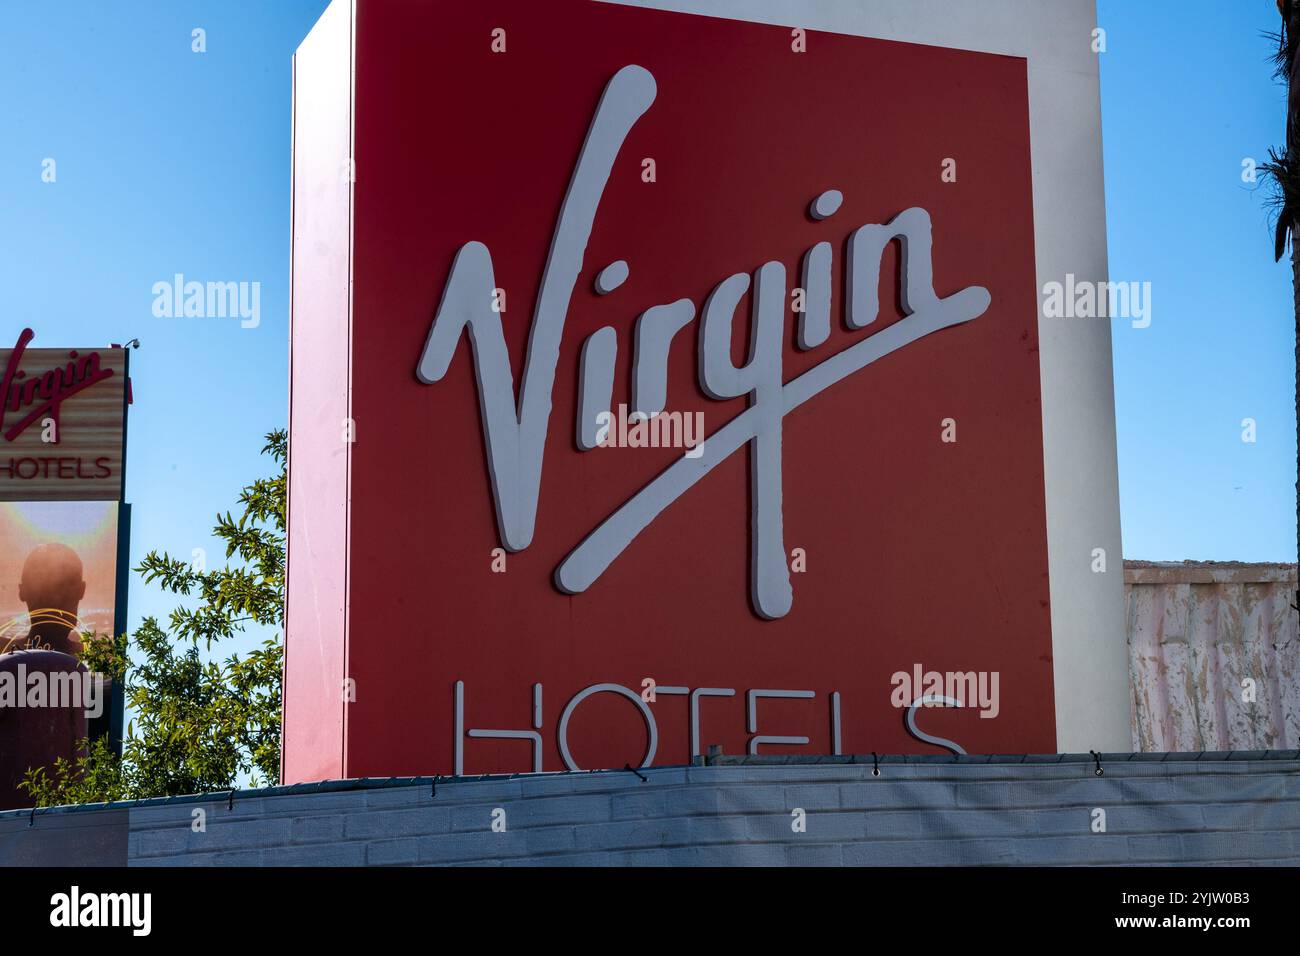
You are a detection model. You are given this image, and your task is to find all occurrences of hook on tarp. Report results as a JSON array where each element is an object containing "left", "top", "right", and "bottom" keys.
[{"left": 1089, "top": 750, "right": 1105, "bottom": 777}]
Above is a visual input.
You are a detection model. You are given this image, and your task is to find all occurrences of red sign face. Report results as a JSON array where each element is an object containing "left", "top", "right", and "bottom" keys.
[{"left": 287, "top": 0, "right": 1054, "bottom": 779}]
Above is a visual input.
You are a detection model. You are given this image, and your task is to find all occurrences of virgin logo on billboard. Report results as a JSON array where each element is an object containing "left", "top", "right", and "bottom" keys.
[
  {"left": 416, "top": 65, "right": 990, "bottom": 620},
  {"left": 0, "top": 327, "right": 126, "bottom": 500},
  {"left": 1, "top": 328, "right": 114, "bottom": 444}
]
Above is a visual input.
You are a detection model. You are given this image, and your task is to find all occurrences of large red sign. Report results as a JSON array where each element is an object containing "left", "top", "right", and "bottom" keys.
[{"left": 285, "top": 0, "right": 1054, "bottom": 782}]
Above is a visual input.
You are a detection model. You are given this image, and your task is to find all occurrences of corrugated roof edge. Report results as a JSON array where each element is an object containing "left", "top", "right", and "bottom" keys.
[{"left": 4, "top": 750, "right": 1299, "bottom": 820}]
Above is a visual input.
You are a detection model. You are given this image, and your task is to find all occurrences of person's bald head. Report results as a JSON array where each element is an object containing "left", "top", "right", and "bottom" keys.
[{"left": 19, "top": 543, "right": 86, "bottom": 614}]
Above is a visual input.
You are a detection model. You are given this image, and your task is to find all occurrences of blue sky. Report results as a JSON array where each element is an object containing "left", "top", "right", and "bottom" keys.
[
  {"left": 1, "top": 0, "right": 331, "bottom": 640},
  {"left": 0, "top": 0, "right": 1295, "bottom": 655},
  {"left": 1100, "top": 0, "right": 1297, "bottom": 562}
]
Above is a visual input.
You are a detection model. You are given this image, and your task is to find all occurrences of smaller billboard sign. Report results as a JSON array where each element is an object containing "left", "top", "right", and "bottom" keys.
[{"left": 0, "top": 328, "right": 127, "bottom": 502}]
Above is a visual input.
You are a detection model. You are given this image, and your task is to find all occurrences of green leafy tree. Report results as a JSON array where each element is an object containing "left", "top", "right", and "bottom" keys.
[{"left": 20, "top": 431, "right": 287, "bottom": 806}]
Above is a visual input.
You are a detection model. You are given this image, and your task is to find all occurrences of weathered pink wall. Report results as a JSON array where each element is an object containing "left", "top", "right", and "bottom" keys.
[{"left": 1126, "top": 562, "right": 1298, "bottom": 752}]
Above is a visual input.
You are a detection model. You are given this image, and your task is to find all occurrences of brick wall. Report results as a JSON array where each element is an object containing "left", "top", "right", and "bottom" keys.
[{"left": 4, "top": 754, "right": 1299, "bottom": 866}]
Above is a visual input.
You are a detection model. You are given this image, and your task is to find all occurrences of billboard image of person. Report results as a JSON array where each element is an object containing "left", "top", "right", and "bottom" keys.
[
  {"left": 0, "top": 501, "right": 119, "bottom": 808},
  {"left": 3, "top": 543, "right": 87, "bottom": 657}
]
